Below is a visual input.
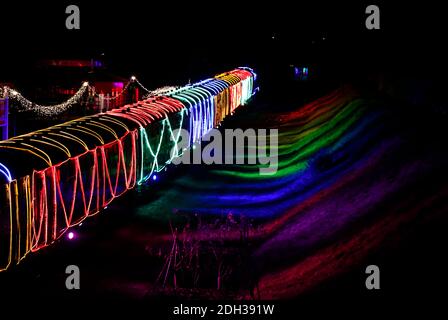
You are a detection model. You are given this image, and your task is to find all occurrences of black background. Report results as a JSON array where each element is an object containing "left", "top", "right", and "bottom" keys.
[{"left": 1, "top": 1, "right": 446, "bottom": 84}]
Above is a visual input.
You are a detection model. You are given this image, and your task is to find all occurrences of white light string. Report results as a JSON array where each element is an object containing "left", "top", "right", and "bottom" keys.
[
  {"left": 97, "top": 79, "right": 133, "bottom": 101},
  {"left": 142, "top": 86, "right": 179, "bottom": 99},
  {"left": 132, "top": 77, "right": 152, "bottom": 94},
  {"left": 6, "top": 82, "right": 90, "bottom": 117},
  {"left": 3, "top": 76, "right": 165, "bottom": 117}
]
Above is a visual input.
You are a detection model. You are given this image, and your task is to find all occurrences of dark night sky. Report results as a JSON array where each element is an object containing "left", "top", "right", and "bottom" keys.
[{"left": 1, "top": 1, "right": 447, "bottom": 85}]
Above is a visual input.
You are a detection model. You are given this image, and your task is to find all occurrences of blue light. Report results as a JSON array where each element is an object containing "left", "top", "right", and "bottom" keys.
[
  {"left": 294, "top": 67, "right": 300, "bottom": 76},
  {"left": 152, "top": 174, "right": 158, "bottom": 181},
  {"left": 0, "top": 162, "right": 12, "bottom": 182}
]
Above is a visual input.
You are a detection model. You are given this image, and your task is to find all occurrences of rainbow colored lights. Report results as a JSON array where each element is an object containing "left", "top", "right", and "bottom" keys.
[
  {"left": 128, "top": 86, "right": 447, "bottom": 299},
  {"left": 0, "top": 68, "right": 257, "bottom": 271}
]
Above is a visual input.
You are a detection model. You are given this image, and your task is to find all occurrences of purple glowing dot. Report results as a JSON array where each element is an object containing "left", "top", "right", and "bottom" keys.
[
  {"left": 68, "top": 232, "right": 75, "bottom": 240},
  {"left": 152, "top": 174, "right": 157, "bottom": 181}
]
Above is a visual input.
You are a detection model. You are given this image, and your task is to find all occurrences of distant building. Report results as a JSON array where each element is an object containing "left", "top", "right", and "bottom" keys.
[{"left": 33, "top": 58, "right": 127, "bottom": 102}]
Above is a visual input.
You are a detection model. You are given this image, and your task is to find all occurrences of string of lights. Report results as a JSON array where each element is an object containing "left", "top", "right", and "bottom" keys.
[
  {"left": 6, "top": 82, "right": 90, "bottom": 116},
  {"left": 132, "top": 76, "right": 152, "bottom": 94},
  {"left": 0, "top": 162, "right": 12, "bottom": 182},
  {"left": 143, "top": 86, "right": 179, "bottom": 99},
  {"left": 95, "top": 78, "right": 133, "bottom": 101},
  {"left": 3, "top": 75, "right": 172, "bottom": 117}
]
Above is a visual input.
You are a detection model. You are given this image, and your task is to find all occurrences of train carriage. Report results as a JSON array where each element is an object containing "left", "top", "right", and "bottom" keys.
[{"left": 0, "top": 68, "right": 257, "bottom": 271}]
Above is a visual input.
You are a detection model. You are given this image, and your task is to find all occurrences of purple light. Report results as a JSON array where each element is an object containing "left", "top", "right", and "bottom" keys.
[
  {"left": 294, "top": 67, "right": 299, "bottom": 76},
  {"left": 68, "top": 232, "right": 75, "bottom": 240},
  {"left": 152, "top": 174, "right": 157, "bottom": 181},
  {"left": 1, "top": 97, "right": 9, "bottom": 140}
]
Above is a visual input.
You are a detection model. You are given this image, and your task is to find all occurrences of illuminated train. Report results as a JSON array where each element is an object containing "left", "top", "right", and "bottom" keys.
[{"left": 0, "top": 68, "right": 257, "bottom": 271}]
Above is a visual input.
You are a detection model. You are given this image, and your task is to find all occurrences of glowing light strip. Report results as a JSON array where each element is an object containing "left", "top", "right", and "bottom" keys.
[
  {"left": 0, "top": 162, "right": 12, "bottom": 182},
  {"left": 31, "top": 130, "right": 138, "bottom": 251},
  {"left": 0, "top": 144, "right": 52, "bottom": 167},
  {"left": 138, "top": 108, "right": 187, "bottom": 184}
]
